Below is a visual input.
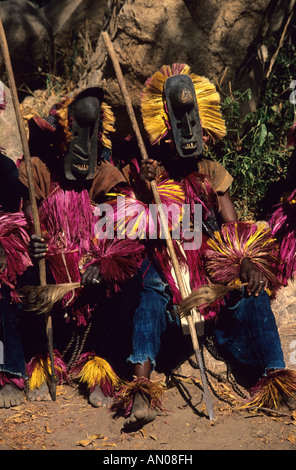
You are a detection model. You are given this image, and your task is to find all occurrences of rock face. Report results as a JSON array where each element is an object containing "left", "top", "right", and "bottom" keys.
[
  {"left": 0, "top": 0, "right": 295, "bottom": 157},
  {"left": 81, "top": 0, "right": 294, "bottom": 137},
  {"left": 0, "top": 0, "right": 53, "bottom": 89},
  {"left": 42, "top": 0, "right": 108, "bottom": 52},
  {"left": 0, "top": 0, "right": 109, "bottom": 89},
  {"left": 0, "top": 0, "right": 293, "bottom": 108}
]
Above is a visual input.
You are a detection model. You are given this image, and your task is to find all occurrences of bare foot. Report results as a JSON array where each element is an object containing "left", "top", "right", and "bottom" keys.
[
  {"left": 124, "top": 392, "right": 156, "bottom": 431},
  {"left": 280, "top": 396, "right": 296, "bottom": 412},
  {"left": 89, "top": 386, "right": 113, "bottom": 408},
  {"left": 28, "top": 382, "right": 51, "bottom": 401},
  {"left": 0, "top": 384, "right": 25, "bottom": 408}
]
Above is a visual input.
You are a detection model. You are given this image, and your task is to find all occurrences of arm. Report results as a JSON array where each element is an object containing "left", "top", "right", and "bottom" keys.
[{"left": 217, "top": 190, "right": 238, "bottom": 223}]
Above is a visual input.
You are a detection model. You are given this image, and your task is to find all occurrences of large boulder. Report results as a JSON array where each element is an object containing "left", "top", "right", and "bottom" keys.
[
  {"left": 0, "top": 0, "right": 53, "bottom": 89},
  {"left": 80, "top": 0, "right": 295, "bottom": 138},
  {"left": 42, "top": 0, "right": 108, "bottom": 51}
]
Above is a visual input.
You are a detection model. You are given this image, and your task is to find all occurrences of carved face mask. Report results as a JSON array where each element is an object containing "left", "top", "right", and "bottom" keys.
[
  {"left": 64, "top": 87, "right": 104, "bottom": 181},
  {"left": 164, "top": 74, "right": 203, "bottom": 158}
]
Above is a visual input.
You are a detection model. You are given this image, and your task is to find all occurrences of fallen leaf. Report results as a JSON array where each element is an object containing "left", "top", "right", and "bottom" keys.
[
  {"left": 46, "top": 423, "right": 53, "bottom": 434},
  {"left": 9, "top": 406, "right": 24, "bottom": 412},
  {"left": 77, "top": 439, "right": 93, "bottom": 447},
  {"left": 139, "top": 428, "right": 147, "bottom": 439},
  {"left": 88, "top": 434, "right": 104, "bottom": 440},
  {"left": 76, "top": 434, "right": 104, "bottom": 447},
  {"left": 103, "top": 442, "right": 117, "bottom": 447}
]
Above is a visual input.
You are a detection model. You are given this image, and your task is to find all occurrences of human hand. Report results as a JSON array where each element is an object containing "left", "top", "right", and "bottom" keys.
[
  {"left": 29, "top": 234, "right": 48, "bottom": 260},
  {"left": 80, "top": 263, "right": 102, "bottom": 287},
  {"left": 0, "top": 244, "right": 7, "bottom": 274},
  {"left": 139, "top": 159, "right": 157, "bottom": 182},
  {"left": 137, "top": 159, "right": 157, "bottom": 203},
  {"left": 240, "top": 257, "right": 268, "bottom": 297}
]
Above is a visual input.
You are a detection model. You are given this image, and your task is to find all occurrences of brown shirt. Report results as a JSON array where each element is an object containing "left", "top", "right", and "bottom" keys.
[
  {"left": 123, "top": 157, "right": 233, "bottom": 195},
  {"left": 18, "top": 157, "right": 127, "bottom": 203},
  {"left": 197, "top": 158, "right": 233, "bottom": 194}
]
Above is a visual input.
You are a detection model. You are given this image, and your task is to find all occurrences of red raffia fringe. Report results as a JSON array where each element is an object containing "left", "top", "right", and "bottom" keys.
[
  {"left": 26, "top": 349, "right": 68, "bottom": 390},
  {"left": 0, "top": 211, "right": 32, "bottom": 300},
  {"left": 204, "top": 221, "right": 281, "bottom": 297},
  {"left": 269, "top": 189, "right": 296, "bottom": 285},
  {"left": 86, "top": 237, "right": 145, "bottom": 294},
  {"left": 0, "top": 372, "right": 26, "bottom": 390}
]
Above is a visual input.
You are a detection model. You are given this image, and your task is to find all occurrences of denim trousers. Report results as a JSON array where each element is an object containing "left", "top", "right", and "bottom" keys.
[
  {"left": 89, "top": 258, "right": 185, "bottom": 377},
  {"left": 92, "top": 262, "right": 285, "bottom": 385},
  {"left": 213, "top": 288, "right": 285, "bottom": 387},
  {"left": 0, "top": 285, "right": 26, "bottom": 378},
  {"left": 14, "top": 260, "right": 285, "bottom": 388}
]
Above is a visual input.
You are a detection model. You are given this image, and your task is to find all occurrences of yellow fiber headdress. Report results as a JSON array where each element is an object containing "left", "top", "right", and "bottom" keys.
[
  {"left": 140, "top": 63, "right": 226, "bottom": 145},
  {"left": 27, "top": 90, "right": 116, "bottom": 153},
  {"left": 56, "top": 96, "right": 115, "bottom": 151}
]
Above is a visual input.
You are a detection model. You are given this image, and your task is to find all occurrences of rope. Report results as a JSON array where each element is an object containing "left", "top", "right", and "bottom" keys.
[
  {"left": 187, "top": 336, "right": 248, "bottom": 401},
  {"left": 61, "top": 320, "right": 93, "bottom": 371}
]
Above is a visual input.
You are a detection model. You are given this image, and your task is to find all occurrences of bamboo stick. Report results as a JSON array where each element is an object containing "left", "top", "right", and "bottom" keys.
[
  {"left": 0, "top": 17, "right": 56, "bottom": 400},
  {"left": 102, "top": 31, "right": 215, "bottom": 420}
]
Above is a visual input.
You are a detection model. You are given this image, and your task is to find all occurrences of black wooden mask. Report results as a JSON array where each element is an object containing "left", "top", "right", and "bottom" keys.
[
  {"left": 64, "top": 87, "right": 104, "bottom": 181},
  {"left": 164, "top": 74, "right": 203, "bottom": 158}
]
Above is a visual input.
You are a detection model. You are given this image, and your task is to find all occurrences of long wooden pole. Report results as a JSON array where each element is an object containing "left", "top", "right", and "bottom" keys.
[
  {"left": 0, "top": 17, "right": 56, "bottom": 400},
  {"left": 102, "top": 31, "right": 214, "bottom": 420}
]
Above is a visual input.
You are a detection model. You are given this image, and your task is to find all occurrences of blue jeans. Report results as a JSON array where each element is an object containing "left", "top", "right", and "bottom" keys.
[
  {"left": 126, "top": 258, "right": 177, "bottom": 369},
  {"left": 0, "top": 285, "right": 26, "bottom": 378},
  {"left": 89, "top": 258, "right": 185, "bottom": 377},
  {"left": 213, "top": 289, "right": 285, "bottom": 387}
]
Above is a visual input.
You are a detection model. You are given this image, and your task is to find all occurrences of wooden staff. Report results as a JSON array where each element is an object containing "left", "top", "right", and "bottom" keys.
[
  {"left": 102, "top": 31, "right": 215, "bottom": 420},
  {"left": 0, "top": 17, "right": 57, "bottom": 400}
]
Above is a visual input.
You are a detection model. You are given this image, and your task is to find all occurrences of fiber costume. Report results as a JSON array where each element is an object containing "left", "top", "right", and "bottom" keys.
[
  {"left": 18, "top": 87, "right": 145, "bottom": 400},
  {"left": 0, "top": 152, "right": 32, "bottom": 403},
  {"left": 0, "top": 89, "right": 32, "bottom": 405},
  {"left": 109, "top": 64, "right": 296, "bottom": 416}
]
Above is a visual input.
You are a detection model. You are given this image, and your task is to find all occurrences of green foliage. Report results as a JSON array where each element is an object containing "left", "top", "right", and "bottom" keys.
[{"left": 206, "top": 37, "right": 296, "bottom": 220}]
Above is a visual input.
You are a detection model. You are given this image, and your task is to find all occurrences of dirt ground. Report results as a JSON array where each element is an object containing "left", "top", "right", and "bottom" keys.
[
  {"left": 1, "top": 282, "right": 296, "bottom": 453},
  {"left": 1, "top": 371, "right": 296, "bottom": 453}
]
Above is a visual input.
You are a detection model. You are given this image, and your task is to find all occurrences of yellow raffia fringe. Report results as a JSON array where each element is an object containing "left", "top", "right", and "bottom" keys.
[
  {"left": 239, "top": 370, "right": 296, "bottom": 411},
  {"left": 113, "top": 377, "right": 165, "bottom": 412},
  {"left": 52, "top": 97, "right": 115, "bottom": 151},
  {"left": 56, "top": 97, "right": 74, "bottom": 151},
  {"left": 206, "top": 222, "right": 277, "bottom": 271},
  {"left": 141, "top": 63, "right": 226, "bottom": 145},
  {"left": 28, "top": 356, "right": 64, "bottom": 391},
  {"left": 107, "top": 175, "right": 186, "bottom": 239},
  {"left": 77, "top": 356, "right": 121, "bottom": 390},
  {"left": 101, "top": 102, "right": 115, "bottom": 149}
]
